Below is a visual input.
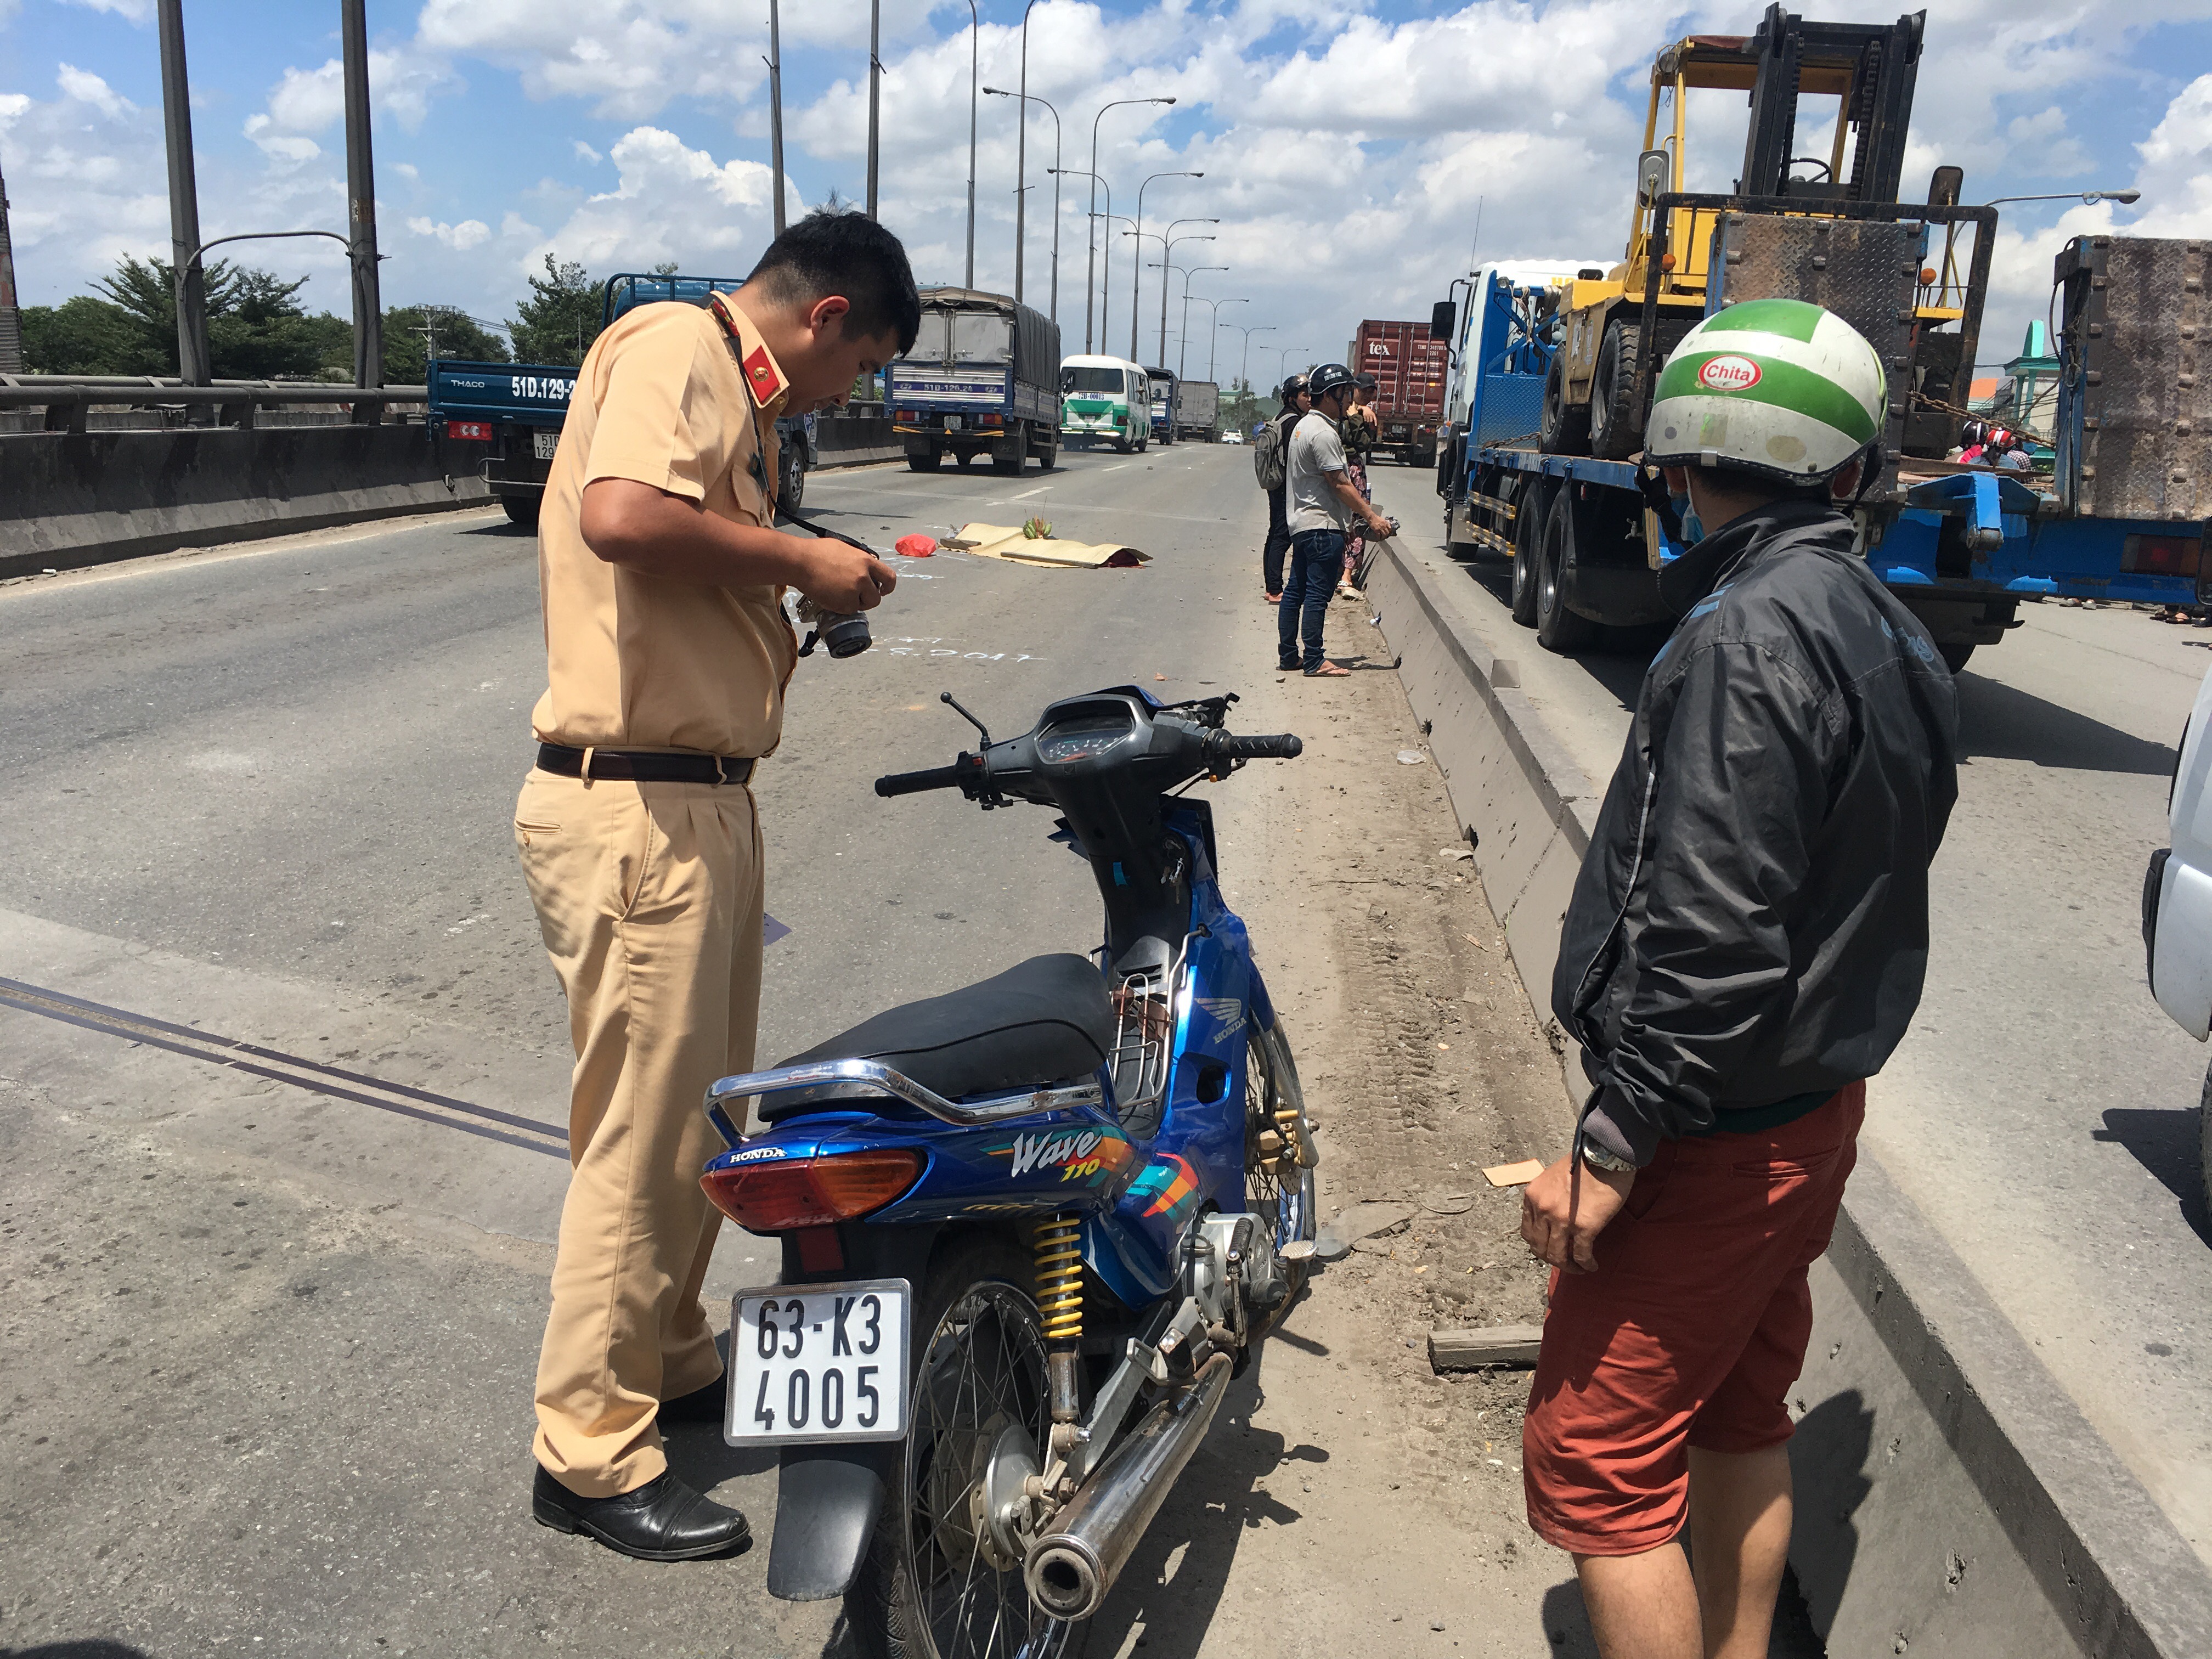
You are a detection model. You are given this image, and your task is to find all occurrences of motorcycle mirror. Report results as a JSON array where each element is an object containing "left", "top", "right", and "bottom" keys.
[{"left": 940, "top": 690, "right": 992, "bottom": 744}]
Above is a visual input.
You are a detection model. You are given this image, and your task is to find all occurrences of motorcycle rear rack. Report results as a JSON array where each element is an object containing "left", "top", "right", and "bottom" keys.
[{"left": 702, "top": 1057, "right": 1106, "bottom": 1149}]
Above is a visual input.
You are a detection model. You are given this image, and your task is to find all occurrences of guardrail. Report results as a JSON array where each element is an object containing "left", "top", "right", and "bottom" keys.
[{"left": 0, "top": 379, "right": 427, "bottom": 434}]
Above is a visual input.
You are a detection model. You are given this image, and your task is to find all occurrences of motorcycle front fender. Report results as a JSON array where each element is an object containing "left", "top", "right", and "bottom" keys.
[{"left": 766, "top": 1440, "right": 900, "bottom": 1600}]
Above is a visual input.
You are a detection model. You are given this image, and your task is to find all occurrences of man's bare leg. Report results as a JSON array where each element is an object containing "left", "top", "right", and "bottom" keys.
[
  {"left": 1575, "top": 1542, "right": 1702, "bottom": 1659},
  {"left": 1687, "top": 1443, "right": 1794, "bottom": 1659}
]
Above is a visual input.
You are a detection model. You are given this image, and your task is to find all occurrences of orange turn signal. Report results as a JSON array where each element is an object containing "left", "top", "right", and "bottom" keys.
[{"left": 1920, "top": 267, "right": 1938, "bottom": 285}]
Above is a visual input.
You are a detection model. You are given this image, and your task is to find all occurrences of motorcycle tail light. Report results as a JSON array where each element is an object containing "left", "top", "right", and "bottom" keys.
[{"left": 701, "top": 1148, "right": 922, "bottom": 1231}]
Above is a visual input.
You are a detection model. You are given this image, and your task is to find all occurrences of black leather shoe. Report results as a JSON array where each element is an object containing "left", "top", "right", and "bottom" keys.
[
  {"left": 532, "top": 1466, "right": 751, "bottom": 1562},
  {"left": 657, "top": 1374, "right": 727, "bottom": 1426}
]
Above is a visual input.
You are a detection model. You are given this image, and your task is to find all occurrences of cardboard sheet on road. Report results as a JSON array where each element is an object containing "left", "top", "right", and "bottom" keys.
[{"left": 951, "top": 521, "right": 1149, "bottom": 568}]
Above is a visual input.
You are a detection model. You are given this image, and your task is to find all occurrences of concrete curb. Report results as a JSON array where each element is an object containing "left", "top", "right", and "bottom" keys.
[{"left": 1365, "top": 534, "right": 2212, "bottom": 1656}]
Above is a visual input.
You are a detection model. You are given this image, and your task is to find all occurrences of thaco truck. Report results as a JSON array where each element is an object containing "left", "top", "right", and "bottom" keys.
[
  {"left": 887, "top": 287, "right": 1061, "bottom": 475},
  {"left": 1347, "top": 319, "right": 1449, "bottom": 466},
  {"left": 426, "top": 272, "right": 817, "bottom": 527},
  {"left": 1143, "top": 366, "right": 1180, "bottom": 445},
  {"left": 1173, "top": 379, "right": 1220, "bottom": 441},
  {"left": 1432, "top": 4, "right": 2211, "bottom": 667}
]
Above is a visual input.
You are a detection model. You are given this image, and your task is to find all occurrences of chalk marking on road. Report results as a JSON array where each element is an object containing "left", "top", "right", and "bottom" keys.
[{"left": 0, "top": 975, "right": 569, "bottom": 1159}]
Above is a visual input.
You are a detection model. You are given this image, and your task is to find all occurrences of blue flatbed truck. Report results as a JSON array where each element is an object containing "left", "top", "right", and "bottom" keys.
[
  {"left": 425, "top": 272, "right": 816, "bottom": 529},
  {"left": 885, "top": 286, "right": 1061, "bottom": 475},
  {"left": 1432, "top": 8, "right": 2208, "bottom": 667}
]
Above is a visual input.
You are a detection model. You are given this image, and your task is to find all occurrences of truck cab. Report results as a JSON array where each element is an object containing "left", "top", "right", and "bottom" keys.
[{"left": 1143, "top": 366, "right": 1178, "bottom": 447}]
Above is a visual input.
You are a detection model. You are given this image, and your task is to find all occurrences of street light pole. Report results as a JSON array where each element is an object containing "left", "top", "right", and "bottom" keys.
[
  {"left": 1206, "top": 297, "right": 1246, "bottom": 382},
  {"left": 962, "top": 0, "right": 978, "bottom": 288},
  {"left": 1172, "top": 265, "right": 1226, "bottom": 379},
  {"left": 1226, "top": 322, "right": 1274, "bottom": 399},
  {"left": 1268, "top": 345, "right": 1310, "bottom": 389},
  {"left": 765, "top": 0, "right": 786, "bottom": 235},
  {"left": 157, "top": 0, "right": 211, "bottom": 388},
  {"left": 1156, "top": 221, "right": 1216, "bottom": 362},
  {"left": 1131, "top": 171, "right": 1201, "bottom": 360},
  {"left": 1093, "top": 212, "right": 1135, "bottom": 351},
  {"left": 1983, "top": 188, "right": 2142, "bottom": 208},
  {"left": 986, "top": 84, "right": 1061, "bottom": 320},
  {"left": 1011, "top": 3, "right": 1039, "bottom": 304},
  {"left": 1084, "top": 97, "right": 1173, "bottom": 352},
  {"left": 341, "top": 0, "right": 383, "bottom": 389},
  {"left": 866, "top": 0, "right": 881, "bottom": 218}
]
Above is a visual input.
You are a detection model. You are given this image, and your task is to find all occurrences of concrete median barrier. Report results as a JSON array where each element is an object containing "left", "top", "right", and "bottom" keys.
[
  {"left": 1366, "top": 535, "right": 2212, "bottom": 1657},
  {"left": 1, "top": 424, "right": 489, "bottom": 578}
]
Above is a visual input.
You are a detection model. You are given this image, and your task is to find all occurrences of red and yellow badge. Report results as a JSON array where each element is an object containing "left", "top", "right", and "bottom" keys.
[{"left": 707, "top": 290, "right": 788, "bottom": 408}]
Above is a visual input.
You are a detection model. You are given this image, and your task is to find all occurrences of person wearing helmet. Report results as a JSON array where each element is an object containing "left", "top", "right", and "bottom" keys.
[
  {"left": 1279, "top": 362, "right": 1394, "bottom": 675},
  {"left": 1259, "top": 374, "right": 1311, "bottom": 602},
  {"left": 1516, "top": 298, "right": 1960, "bottom": 1657}
]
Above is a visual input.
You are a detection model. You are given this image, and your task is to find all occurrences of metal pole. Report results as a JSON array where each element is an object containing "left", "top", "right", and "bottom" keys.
[
  {"left": 342, "top": 0, "right": 382, "bottom": 388},
  {"left": 158, "top": 0, "right": 211, "bottom": 387},
  {"left": 1207, "top": 297, "right": 1244, "bottom": 382},
  {"left": 866, "top": 0, "right": 881, "bottom": 219},
  {"left": 1156, "top": 227, "right": 1214, "bottom": 364},
  {"left": 1174, "top": 269, "right": 1226, "bottom": 381},
  {"left": 0, "top": 145, "right": 20, "bottom": 373},
  {"left": 963, "top": 0, "right": 977, "bottom": 289},
  {"left": 1014, "top": 3, "right": 1035, "bottom": 304},
  {"left": 767, "top": 0, "right": 786, "bottom": 235},
  {"left": 1082, "top": 98, "right": 1172, "bottom": 354},
  {"left": 1048, "top": 120, "right": 1060, "bottom": 328}
]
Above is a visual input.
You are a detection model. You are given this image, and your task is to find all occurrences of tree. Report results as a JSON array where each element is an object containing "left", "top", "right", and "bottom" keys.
[
  {"left": 19, "top": 297, "right": 144, "bottom": 374},
  {"left": 381, "top": 305, "right": 511, "bottom": 383},
  {"left": 507, "top": 253, "right": 602, "bottom": 366},
  {"left": 77, "top": 254, "right": 342, "bottom": 379}
]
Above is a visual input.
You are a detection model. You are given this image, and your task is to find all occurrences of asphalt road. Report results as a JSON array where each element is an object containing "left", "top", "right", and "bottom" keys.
[
  {"left": 1363, "top": 459, "right": 2212, "bottom": 1568},
  {"left": 5, "top": 443, "right": 1770, "bottom": 1657}
]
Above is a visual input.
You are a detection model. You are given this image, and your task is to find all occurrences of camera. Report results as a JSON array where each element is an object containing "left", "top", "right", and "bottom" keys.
[{"left": 814, "top": 611, "right": 873, "bottom": 658}]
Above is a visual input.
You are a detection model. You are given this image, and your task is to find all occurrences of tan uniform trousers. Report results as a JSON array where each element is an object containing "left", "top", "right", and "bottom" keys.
[{"left": 515, "top": 766, "right": 764, "bottom": 1497}]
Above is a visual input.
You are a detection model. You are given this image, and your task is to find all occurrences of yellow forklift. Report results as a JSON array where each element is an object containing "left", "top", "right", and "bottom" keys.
[{"left": 1539, "top": 4, "right": 1984, "bottom": 465}]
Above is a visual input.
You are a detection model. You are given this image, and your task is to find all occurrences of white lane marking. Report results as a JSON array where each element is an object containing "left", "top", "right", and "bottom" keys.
[
  {"left": 1007, "top": 486, "right": 1052, "bottom": 500},
  {"left": 1102, "top": 463, "right": 1132, "bottom": 472}
]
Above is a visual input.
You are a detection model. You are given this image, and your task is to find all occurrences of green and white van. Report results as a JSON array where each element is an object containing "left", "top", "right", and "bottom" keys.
[{"left": 1059, "top": 355, "right": 1150, "bottom": 453}]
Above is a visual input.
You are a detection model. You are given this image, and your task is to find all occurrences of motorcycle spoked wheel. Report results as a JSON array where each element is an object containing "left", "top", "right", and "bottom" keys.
[
  {"left": 846, "top": 1240, "right": 1091, "bottom": 1659},
  {"left": 1246, "top": 1026, "right": 1318, "bottom": 1305}
]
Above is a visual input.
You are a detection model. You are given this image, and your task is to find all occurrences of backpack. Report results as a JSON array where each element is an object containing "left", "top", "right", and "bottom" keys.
[{"left": 1254, "top": 417, "right": 1288, "bottom": 491}]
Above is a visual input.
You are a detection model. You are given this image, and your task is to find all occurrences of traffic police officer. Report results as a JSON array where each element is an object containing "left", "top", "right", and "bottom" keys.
[{"left": 517, "top": 211, "right": 921, "bottom": 1560}]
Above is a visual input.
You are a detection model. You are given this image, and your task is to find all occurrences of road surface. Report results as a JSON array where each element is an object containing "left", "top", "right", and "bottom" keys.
[{"left": 3, "top": 444, "right": 1837, "bottom": 1656}]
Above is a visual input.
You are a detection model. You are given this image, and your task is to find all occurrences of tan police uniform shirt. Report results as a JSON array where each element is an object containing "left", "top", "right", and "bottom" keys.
[{"left": 529, "top": 292, "right": 799, "bottom": 759}]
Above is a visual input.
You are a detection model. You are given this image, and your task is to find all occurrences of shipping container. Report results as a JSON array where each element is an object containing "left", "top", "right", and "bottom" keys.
[{"left": 1346, "top": 319, "right": 1448, "bottom": 465}]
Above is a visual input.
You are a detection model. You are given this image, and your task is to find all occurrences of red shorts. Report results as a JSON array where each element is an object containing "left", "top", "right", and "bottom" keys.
[{"left": 1521, "top": 1082, "right": 1865, "bottom": 1556}]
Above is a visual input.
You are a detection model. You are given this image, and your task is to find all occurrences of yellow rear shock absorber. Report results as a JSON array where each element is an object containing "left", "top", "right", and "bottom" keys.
[{"left": 1034, "top": 1212, "right": 1084, "bottom": 1435}]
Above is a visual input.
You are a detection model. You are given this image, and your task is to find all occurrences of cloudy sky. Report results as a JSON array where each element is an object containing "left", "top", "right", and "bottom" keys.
[{"left": 4, "top": 0, "right": 2210, "bottom": 386}]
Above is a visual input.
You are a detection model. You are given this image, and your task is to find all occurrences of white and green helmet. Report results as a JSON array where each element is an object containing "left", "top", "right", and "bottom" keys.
[{"left": 1644, "top": 297, "right": 1886, "bottom": 484}]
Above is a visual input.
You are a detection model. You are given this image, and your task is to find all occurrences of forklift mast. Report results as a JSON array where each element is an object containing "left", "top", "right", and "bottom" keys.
[{"left": 1737, "top": 4, "right": 1925, "bottom": 205}]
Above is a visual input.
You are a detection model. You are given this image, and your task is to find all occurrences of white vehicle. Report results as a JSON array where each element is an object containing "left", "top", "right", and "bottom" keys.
[
  {"left": 2144, "top": 659, "right": 2212, "bottom": 1206},
  {"left": 1059, "top": 354, "right": 1149, "bottom": 452},
  {"left": 1220, "top": 428, "right": 1244, "bottom": 444}
]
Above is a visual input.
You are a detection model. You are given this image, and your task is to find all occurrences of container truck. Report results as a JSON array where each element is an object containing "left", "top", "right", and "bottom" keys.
[
  {"left": 426, "top": 271, "right": 816, "bottom": 527},
  {"left": 1173, "top": 380, "right": 1220, "bottom": 441},
  {"left": 1346, "top": 319, "right": 1448, "bottom": 466},
  {"left": 1432, "top": 5, "right": 2210, "bottom": 668},
  {"left": 887, "top": 286, "right": 1062, "bottom": 475}
]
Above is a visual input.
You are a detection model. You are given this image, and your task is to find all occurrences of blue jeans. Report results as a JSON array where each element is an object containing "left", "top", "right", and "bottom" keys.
[{"left": 1278, "top": 529, "right": 1344, "bottom": 672}]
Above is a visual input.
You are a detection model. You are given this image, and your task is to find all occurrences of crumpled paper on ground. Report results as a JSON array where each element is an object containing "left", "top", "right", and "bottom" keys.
[{"left": 947, "top": 522, "right": 1150, "bottom": 569}]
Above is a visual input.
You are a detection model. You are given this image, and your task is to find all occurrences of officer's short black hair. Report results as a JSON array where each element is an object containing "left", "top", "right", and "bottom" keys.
[{"left": 749, "top": 208, "right": 921, "bottom": 354}]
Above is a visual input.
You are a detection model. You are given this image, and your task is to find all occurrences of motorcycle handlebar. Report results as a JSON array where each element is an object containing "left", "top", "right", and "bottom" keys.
[
  {"left": 1209, "top": 732, "right": 1304, "bottom": 761},
  {"left": 873, "top": 764, "right": 969, "bottom": 798}
]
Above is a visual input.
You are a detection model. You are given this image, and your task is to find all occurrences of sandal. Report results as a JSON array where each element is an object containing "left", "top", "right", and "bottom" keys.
[{"left": 1305, "top": 661, "right": 1352, "bottom": 677}]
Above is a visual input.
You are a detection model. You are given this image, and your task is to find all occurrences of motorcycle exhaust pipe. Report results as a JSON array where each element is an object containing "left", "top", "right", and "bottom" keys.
[{"left": 1023, "top": 1351, "right": 1232, "bottom": 1622}]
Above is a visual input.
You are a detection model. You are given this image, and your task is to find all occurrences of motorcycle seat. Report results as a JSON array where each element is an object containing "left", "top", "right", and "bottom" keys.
[{"left": 761, "top": 952, "right": 1115, "bottom": 1122}]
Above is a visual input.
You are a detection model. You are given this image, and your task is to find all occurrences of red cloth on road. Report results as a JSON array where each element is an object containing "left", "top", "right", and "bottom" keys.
[{"left": 1521, "top": 1082, "right": 1866, "bottom": 1556}]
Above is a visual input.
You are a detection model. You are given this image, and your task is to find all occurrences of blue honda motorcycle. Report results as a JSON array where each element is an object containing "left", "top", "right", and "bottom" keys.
[{"left": 697, "top": 685, "right": 1319, "bottom": 1659}]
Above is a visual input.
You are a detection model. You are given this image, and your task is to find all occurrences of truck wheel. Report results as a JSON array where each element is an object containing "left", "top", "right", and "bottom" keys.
[
  {"left": 1940, "top": 643, "right": 1976, "bottom": 674},
  {"left": 1539, "top": 353, "right": 1592, "bottom": 456},
  {"left": 778, "top": 444, "right": 806, "bottom": 514},
  {"left": 1589, "top": 320, "right": 1647, "bottom": 460},
  {"left": 1536, "top": 489, "right": 1599, "bottom": 653},
  {"left": 1509, "top": 479, "right": 1548, "bottom": 627},
  {"left": 906, "top": 448, "right": 942, "bottom": 473},
  {"left": 501, "top": 496, "right": 540, "bottom": 530},
  {"left": 1037, "top": 435, "right": 1060, "bottom": 470}
]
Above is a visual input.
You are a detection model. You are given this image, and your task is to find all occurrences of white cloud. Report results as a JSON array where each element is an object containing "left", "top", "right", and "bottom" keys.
[
  {"left": 408, "top": 215, "right": 492, "bottom": 251},
  {"left": 393, "top": 161, "right": 420, "bottom": 180},
  {"left": 523, "top": 126, "right": 776, "bottom": 272},
  {"left": 56, "top": 63, "right": 131, "bottom": 117},
  {"left": 573, "top": 139, "right": 603, "bottom": 164},
  {"left": 60, "top": 0, "right": 152, "bottom": 19}
]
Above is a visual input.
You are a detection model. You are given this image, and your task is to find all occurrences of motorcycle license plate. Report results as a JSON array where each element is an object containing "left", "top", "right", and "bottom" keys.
[
  {"left": 726, "top": 1279, "right": 910, "bottom": 1444},
  {"left": 532, "top": 429, "right": 559, "bottom": 460}
]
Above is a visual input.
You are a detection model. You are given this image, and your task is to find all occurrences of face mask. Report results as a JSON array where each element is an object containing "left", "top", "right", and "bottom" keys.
[{"left": 1671, "top": 494, "right": 1706, "bottom": 546}]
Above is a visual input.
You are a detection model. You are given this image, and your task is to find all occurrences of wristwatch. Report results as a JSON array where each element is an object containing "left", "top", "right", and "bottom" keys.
[{"left": 1579, "top": 1139, "right": 1637, "bottom": 1175}]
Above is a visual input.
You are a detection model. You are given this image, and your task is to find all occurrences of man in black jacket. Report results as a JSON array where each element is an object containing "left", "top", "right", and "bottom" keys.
[
  {"left": 1517, "top": 300, "right": 1958, "bottom": 1659},
  {"left": 1261, "top": 375, "right": 1308, "bottom": 602}
]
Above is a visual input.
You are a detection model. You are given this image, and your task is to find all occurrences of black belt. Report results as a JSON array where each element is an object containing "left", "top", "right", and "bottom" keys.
[{"left": 536, "top": 743, "right": 756, "bottom": 786}]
